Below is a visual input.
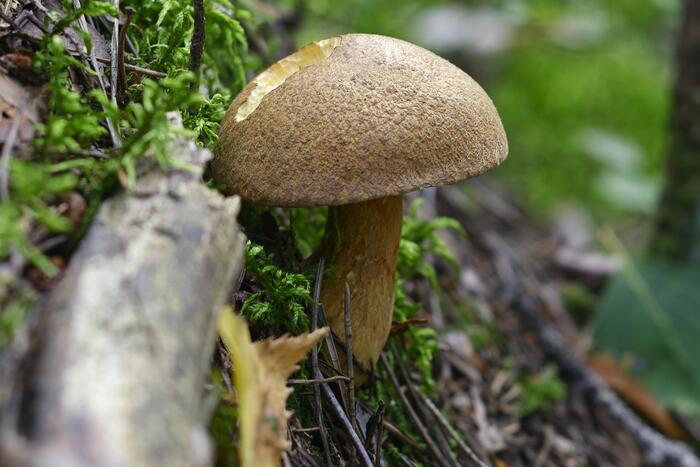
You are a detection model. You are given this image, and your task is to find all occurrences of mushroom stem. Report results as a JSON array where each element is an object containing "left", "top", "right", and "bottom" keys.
[{"left": 320, "top": 196, "right": 403, "bottom": 373}]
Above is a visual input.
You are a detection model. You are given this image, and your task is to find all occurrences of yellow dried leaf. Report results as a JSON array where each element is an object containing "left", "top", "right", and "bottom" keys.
[{"left": 217, "top": 307, "right": 328, "bottom": 467}]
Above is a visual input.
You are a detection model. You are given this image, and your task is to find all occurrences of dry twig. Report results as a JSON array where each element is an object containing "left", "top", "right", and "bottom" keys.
[
  {"left": 344, "top": 282, "right": 358, "bottom": 434},
  {"left": 310, "top": 257, "right": 333, "bottom": 467},
  {"left": 379, "top": 352, "right": 453, "bottom": 467},
  {"left": 190, "top": 0, "right": 205, "bottom": 75},
  {"left": 320, "top": 382, "right": 374, "bottom": 467}
]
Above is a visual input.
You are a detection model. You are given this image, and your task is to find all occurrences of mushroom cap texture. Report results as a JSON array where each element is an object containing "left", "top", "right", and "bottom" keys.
[{"left": 214, "top": 33, "right": 508, "bottom": 207}]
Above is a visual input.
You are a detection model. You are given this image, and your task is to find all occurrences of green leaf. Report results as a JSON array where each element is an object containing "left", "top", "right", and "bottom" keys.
[{"left": 595, "top": 259, "right": 700, "bottom": 418}]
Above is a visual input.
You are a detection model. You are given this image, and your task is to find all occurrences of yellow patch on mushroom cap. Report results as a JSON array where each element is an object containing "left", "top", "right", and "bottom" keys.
[{"left": 235, "top": 36, "right": 341, "bottom": 122}]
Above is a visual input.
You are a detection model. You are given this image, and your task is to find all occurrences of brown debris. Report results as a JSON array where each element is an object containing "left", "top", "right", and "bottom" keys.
[
  {"left": 588, "top": 353, "right": 687, "bottom": 441},
  {"left": 0, "top": 72, "right": 39, "bottom": 144}
]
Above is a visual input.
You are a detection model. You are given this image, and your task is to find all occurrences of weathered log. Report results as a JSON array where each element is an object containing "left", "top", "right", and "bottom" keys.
[{"left": 0, "top": 116, "right": 245, "bottom": 467}]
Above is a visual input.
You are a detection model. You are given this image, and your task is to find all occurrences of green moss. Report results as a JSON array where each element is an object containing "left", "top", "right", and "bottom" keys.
[
  {"left": 241, "top": 241, "right": 314, "bottom": 334},
  {"left": 0, "top": 277, "right": 37, "bottom": 351},
  {"left": 518, "top": 364, "right": 567, "bottom": 416}
]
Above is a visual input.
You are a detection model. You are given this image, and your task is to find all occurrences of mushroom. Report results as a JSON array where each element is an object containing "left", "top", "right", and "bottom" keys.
[{"left": 213, "top": 33, "right": 507, "bottom": 374}]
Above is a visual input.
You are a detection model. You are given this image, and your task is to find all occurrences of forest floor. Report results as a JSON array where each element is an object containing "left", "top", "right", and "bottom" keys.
[{"left": 1, "top": 1, "right": 699, "bottom": 466}]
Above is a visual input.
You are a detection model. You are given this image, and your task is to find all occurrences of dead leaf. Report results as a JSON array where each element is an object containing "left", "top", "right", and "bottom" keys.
[
  {"left": 0, "top": 72, "right": 39, "bottom": 144},
  {"left": 588, "top": 353, "right": 686, "bottom": 440},
  {"left": 218, "top": 308, "right": 328, "bottom": 467}
]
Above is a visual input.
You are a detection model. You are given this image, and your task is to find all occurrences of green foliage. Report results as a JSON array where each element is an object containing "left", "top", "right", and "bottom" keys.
[
  {"left": 52, "top": 0, "right": 118, "bottom": 38},
  {"left": 0, "top": 278, "right": 37, "bottom": 350},
  {"left": 393, "top": 326, "right": 436, "bottom": 383},
  {"left": 393, "top": 199, "right": 464, "bottom": 390},
  {"left": 0, "top": 161, "right": 78, "bottom": 275},
  {"left": 120, "top": 0, "right": 249, "bottom": 146},
  {"left": 33, "top": 36, "right": 110, "bottom": 155},
  {"left": 183, "top": 91, "right": 231, "bottom": 148},
  {"left": 518, "top": 364, "right": 567, "bottom": 416},
  {"left": 117, "top": 74, "right": 203, "bottom": 184},
  {"left": 122, "top": 0, "right": 248, "bottom": 90},
  {"left": 241, "top": 242, "right": 313, "bottom": 334},
  {"left": 595, "top": 259, "right": 700, "bottom": 418},
  {"left": 398, "top": 199, "right": 464, "bottom": 289},
  {"left": 202, "top": 1, "right": 249, "bottom": 91},
  {"left": 3, "top": 76, "right": 203, "bottom": 273}
]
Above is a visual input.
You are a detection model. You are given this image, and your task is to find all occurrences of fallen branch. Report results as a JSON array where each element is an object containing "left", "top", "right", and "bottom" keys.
[
  {"left": 0, "top": 114, "right": 245, "bottom": 467},
  {"left": 437, "top": 185, "right": 700, "bottom": 467}
]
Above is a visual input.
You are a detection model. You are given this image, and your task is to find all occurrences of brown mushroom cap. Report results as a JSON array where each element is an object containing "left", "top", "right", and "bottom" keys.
[{"left": 213, "top": 33, "right": 508, "bottom": 207}]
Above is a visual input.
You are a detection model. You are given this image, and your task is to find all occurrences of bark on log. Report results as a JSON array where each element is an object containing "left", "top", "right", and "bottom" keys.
[{"left": 0, "top": 116, "right": 245, "bottom": 467}]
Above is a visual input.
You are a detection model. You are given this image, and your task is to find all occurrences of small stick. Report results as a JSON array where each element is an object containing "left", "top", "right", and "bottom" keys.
[
  {"left": 343, "top": 282, "right": 357, "bottom": 433},
  {"left": 288, "top": 375, "right": 349, "bottom": 385},
  {"left": 27, "top": 0, "right": 52, "bottom": 17},
  {"left": 364, "top": 401, "right": 385, "bottom": 465},
  {"left": 374, "top": 408, "right": 385, "bottom": 467},
  {"left": 343, "top": 282, "right": 359, "bottom": 464},
  {"left": 319, "top": 307, "right": 351, "bottom": 413},
  {"left": 0, "top": 100, "right": 25, "bottom": 201},
  {"left": 93, "top": 58, "right": 166, "bottom": 78},
  {"left": 421, "top": 396, "right": 489, "bottom": 467},
  {"left": 357, "top": 399, "right": 425, "bottom": 454},
  {"left": 382, "top": 419, "right": 424, "bottom": 454},
  {"left": 24, "top": 11, "right": 50, "bottom": 33},
  {"left": 396, "top": 451, "right": 420, "bottom": 467},
  {"left": 0, "top": 11, "right": 21, "bottom": 31},
  {"left": 391, "top": 342, "right": 455, "bottom": 464},
  {"left": 389, "top": 318, "right": 430, "bottom": 336},
  {"left": 364, "top": 401, "right": 383, "bottom": 451},
  {"left": 319, "top": 308, "right": 343, "bottom": 374},
  {"left": 116, "top": 7, "right": 134, "bottom": 107},
  {"left": 109, "top": 0, "right": 119, "bottom": 106},
  {"left": 294, "top": 445, "right": 324, "bottom": 467},
  {"left": 189, "top": 0, "right": 205, "bottom": 75},
  {"left": 73, "top": 0, "right": 120, "bottom": 148},
  {"left": 291, "top": 426, "right": 320, "bottom": 433},
  {"left": 310, "top": 258, "right": 333, "bottom": 467},
  {"left": 320, "top": 383, "right": 373, "bottom": 467},
  {"left": 379, "top": 353, "right": 452, "bottom": 467}
]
